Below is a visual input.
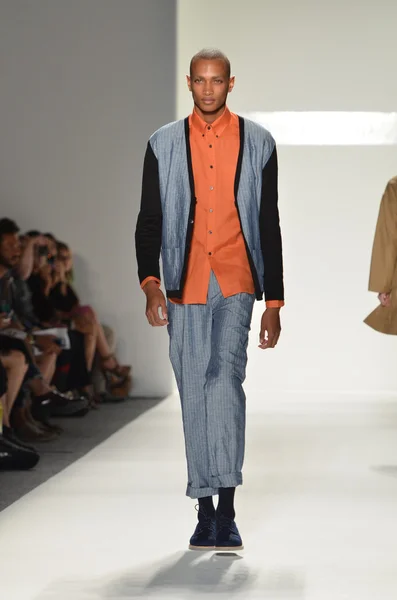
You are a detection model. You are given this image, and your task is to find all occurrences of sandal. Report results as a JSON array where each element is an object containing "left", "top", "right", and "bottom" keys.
[{"left": 101, "top": 354, "right": 131, "bottom": 379}]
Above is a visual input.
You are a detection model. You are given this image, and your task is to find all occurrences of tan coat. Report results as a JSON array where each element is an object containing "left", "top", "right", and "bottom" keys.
[{"left": 364, "top": 176, "right": 397, "bottom": 335}]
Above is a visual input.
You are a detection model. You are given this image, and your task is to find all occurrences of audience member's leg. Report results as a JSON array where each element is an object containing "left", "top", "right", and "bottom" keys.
[
  {"left": 0, "top": 385, "right": 40, "bottom": 467},
  {"left": 35, "top": 351, "right": 57, "bottom": 384},
  {"left": 77, "top": 306, "right": 130, "bottom": 377},
  {"left": 0, "top": 358, "right": 7, "bottom": 431},
  {"left": 84, "top": 330, "right": 97, "bottom": 372},
  {"left": 0, "top": 393, "right": 5, "bottom": 432},
  {"left": 65, "top": 329, "right": 99, "bottom": 406},
  {"left": 0, "top": 352, "right": 44, "bottom": 452},
  {"left": 92, "top": 324, "right": 115, "bottom": 394},
  {"left": 0, "top": 351, "right": 28, "bottom": 428}
]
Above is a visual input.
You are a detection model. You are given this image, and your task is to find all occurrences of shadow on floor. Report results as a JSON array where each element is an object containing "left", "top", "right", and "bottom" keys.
[
  {"left": 103, "top": 550, "right": 251, "bottom": 597},
  {"left": 35, "top": 551, "right": 306, "bottom": 599},
  {"left": 372, "top": 465, "right": 397, "bottom": 479}
]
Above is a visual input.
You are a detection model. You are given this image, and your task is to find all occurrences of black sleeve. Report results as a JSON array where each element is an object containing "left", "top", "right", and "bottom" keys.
[
  {"left": 135, "top": 141, "right": 163, "bottom": 284},
  {"left": 259, "top": 145, "right": 284, "bottom": 302}
]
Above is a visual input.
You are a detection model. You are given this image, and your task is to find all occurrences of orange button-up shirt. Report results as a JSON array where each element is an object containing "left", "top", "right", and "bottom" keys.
[
  {"left": 142, "top": 106, "right": 284, "bottom": 308},
  {"left": 178, "top": 107, "right": 254, "bottom": 303}
]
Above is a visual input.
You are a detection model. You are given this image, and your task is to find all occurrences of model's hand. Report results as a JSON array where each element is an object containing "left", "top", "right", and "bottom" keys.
[
  {"left": 144, "top": 281, "right": 168, "bottom": 327},
  {"left": 378, "top": 292, "right": 391, "bottom": 307},
  {"left": 259, "top": 308, "right": 281, "bottom": 350}
]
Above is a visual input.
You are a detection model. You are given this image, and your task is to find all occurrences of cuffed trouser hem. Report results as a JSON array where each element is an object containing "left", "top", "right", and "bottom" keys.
[{"left": 186, "top": 472, "right": 243, "bottom": 499}]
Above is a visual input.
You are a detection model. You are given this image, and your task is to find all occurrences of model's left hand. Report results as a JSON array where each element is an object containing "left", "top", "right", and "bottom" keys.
[{"left": 259, "top": 308, "right": 281, "bottom": 350}]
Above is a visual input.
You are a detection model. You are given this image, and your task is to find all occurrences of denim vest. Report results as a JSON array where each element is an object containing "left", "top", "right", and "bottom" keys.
[{"left": 149, "top": 116, "right": 275, "bottom": 296}]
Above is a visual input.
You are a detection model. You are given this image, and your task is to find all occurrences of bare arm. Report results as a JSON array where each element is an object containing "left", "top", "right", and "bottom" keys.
[{"left": 17, "top": 235, "right": 46, "bottom": 281}]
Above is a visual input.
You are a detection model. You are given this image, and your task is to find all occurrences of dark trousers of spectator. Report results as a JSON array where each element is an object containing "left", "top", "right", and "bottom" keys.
[{"left": 53, "top": 330, "right": 91, "bottom": 393}]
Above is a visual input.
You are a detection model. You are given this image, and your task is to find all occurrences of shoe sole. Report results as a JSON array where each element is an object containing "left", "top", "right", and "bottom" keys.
[
  {"left": 214, "top": 545, "right": 244, "bottom": 551},
  {"left": 188, "top": 545, "right": 244, "bottom": 552}
]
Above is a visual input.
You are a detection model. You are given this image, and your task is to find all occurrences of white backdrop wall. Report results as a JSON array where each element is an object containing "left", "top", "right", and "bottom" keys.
[
  {"left": 0, "top": 0, "right": 176, "bottom": 396},
  {"left": 178, "top": 0, "right": 397, "bottom": 398}
]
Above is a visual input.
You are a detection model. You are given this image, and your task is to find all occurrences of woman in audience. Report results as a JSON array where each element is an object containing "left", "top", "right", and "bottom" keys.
[
  {"left": 52, "top": 242, "right": 131, "bottom": 391},
  {"left": 0, "top": 221, "right": 83, "bottom": 443},
  {"left": 23, "top": 236, "right": 104, "bottom": 406}
]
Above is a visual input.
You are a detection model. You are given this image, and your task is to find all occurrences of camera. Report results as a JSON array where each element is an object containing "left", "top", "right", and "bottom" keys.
[{"left": 38, "top": 245, "right": 49, "bottom": 257}]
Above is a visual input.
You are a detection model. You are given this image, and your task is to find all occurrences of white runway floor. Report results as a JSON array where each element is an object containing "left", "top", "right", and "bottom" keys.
[{"left": 1, "top": 394, "right": 397, "bottom": 600}]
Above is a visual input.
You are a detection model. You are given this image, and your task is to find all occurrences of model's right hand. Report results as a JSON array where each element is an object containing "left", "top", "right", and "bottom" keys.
[
  {"left": 378, "top": 292, "right": 391, "bottom": 307},
  {"left": 144, "top": 281, "right": 168, "bottom": 327}
]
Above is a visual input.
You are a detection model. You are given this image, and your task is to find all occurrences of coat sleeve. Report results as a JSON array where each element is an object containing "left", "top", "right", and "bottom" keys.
[
  {"left": 259, "top": 144, "right": 284, "bottom": 303},
  {"left": 135, "top": 141, "right": 163, "bottom": 285},
  {"left": 368, "top": 181, "right": 397, "bottom": 293}
]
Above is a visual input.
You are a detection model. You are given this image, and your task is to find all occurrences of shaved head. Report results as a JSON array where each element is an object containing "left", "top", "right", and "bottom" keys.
[{"left": 190, "top": 48, "right": 231, "bottom": 79}]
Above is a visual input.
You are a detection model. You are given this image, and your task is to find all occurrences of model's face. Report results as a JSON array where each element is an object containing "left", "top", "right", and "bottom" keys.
[{"left": 187, "top": 59, "right": 234, "bottom": 120}]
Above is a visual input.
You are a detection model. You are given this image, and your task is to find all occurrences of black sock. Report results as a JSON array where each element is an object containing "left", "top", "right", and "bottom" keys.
[
  {"left": 198, "top": 496, "right": 215, "bottom": 518},
  {"left": 217, "top": 487, "right": 236, "bottom": 519}
]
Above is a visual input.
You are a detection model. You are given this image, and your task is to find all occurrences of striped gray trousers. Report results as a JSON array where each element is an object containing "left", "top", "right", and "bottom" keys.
[{"left": 167, "top": 271, "right": 255, "bottom": 499}]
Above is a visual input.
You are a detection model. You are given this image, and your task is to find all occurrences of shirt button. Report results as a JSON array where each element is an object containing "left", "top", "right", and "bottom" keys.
[
  {"left": 210, "top": 165, "right": 213, "bottom": 169},
  {"left": 207, "top": 126, "right": 211, "bottom": 130},
  {"left": 208, "top": 230, "right": 212, "bottom": 234},
  {"left": 209, "top": 144, "right": 212, "bottom": 148},
  {"left": 208, "top": 252, "right": 212, "bottom": 255},
  {"left": 210, "top": 186, "right": 214, "bottom": 191},
  {"left": 209, "top": 208, "right": 213, "bottom": 212}
]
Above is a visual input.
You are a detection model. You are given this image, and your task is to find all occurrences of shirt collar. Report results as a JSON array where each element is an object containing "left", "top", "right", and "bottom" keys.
[{"left": 190, "top": 106, "right": 232, "bottom": 137}]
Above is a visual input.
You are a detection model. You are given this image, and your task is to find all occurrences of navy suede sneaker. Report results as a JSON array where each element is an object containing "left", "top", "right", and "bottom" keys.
[
  {"left": 215, "top": 514, "right": 244, "bottom": 551},
  {"left": 189, "top": 506, "right": 216, "bottom": 551}
]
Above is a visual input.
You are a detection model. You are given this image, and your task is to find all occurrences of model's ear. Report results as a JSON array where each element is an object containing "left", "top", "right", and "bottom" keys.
[
  {"left": 229, "top": 76, "right": 236, "bottom": 93},
  {"left": 187, "top": 75, "right": 192, "bottom": 92}
]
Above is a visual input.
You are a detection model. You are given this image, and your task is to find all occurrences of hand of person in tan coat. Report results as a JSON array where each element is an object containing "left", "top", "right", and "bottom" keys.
[{"left": 378, "top": 292, "right": 391, "bottom": 307}]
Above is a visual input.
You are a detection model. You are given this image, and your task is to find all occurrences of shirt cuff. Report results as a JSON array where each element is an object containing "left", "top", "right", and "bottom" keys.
[
  {"left": 141, "top": 277, "right": 161, "bottom": 290},
  {"left": 266, "top": 300, "right": 284, "bottom": 308}
]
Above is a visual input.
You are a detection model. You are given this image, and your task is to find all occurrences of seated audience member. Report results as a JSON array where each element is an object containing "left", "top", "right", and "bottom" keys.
[
  {"left": 0, "top": 219, "right": 89, "bottom": 443},
  {"left": 18, "top": 231, "right": 98, "bottom": 406},
  {"left": 0, "top": 216, "right": 133, "bottom": 471},
  {"left": 22, "top": 233, "right": 131, "bottom": 397},
  {"left": 53, "top": 241, "right": 131, "bottom": 393}
]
